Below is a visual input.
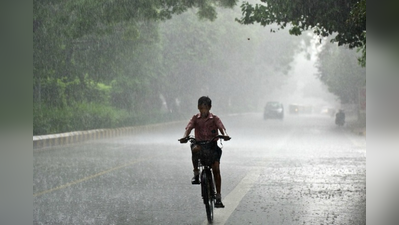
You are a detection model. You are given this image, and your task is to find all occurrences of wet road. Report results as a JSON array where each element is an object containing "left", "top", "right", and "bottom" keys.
[{"left": 33, "top": 113, "right": 366, "bottom": 224}]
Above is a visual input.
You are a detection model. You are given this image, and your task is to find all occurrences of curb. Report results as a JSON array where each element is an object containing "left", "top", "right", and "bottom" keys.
[
  {"left": 352, "top": 127, "right": 366, "bottom": 136},
  {"left": 344, "top": 119, "right": 366, "bottom": 137},
  {"left": 32, "top": 113, "right": 265, "bottom": 150},
  {"left": 33, "top": 121, "right": 184, "bottom": 150}
]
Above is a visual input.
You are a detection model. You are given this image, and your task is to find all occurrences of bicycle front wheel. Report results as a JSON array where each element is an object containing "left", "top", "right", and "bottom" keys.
[{"left": 202, "top": 170, "right": 214, "bottom": 223}]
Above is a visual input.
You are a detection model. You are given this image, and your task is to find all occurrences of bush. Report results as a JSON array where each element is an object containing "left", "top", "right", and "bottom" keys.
[
  {"left": 33, "top": 102, "right": 130, "bottom": 135},
  {"left": 33, "top": 101, "right": 182, "bottom": 136},
  {"left": 71, "top": 102, "right": 129, "bottom": 130},
  {"left": 33, "top": 104, "right": 73, "bottom": 135}
]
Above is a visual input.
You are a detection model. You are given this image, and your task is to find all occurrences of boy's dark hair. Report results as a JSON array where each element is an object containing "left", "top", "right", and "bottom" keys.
[{"left": 198, "top": 96, "right": 212, "bottom": 107}]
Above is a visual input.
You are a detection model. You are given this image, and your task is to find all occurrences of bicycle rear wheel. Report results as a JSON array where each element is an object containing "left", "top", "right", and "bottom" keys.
[{"left": 202, "top": 170, "right": 214, "bottom": 223}]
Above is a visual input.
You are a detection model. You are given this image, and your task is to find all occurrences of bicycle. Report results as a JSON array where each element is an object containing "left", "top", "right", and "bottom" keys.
[{"left": 179, "top": 135, "right": 230, "bottom": 223}]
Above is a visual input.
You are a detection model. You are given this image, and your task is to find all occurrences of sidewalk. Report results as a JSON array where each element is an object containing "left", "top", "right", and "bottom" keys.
[{"left": 346, "top": 119, "right": 366, "bottom": 136}]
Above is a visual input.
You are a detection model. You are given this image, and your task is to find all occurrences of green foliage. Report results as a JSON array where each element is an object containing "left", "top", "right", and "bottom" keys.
[
  {"left": 72, "top": 102, "right": 128, "bottom": 130},
  {"left": 316, "top": 42, "right": 366, "bottom": 104},
  {"left": 237, "top": 0, "right": 366, "bottom": 66},
  {"left": 33, "top": 100, "right": 180, "bottom": 135},
  {"left": 35, "top": 77, "right": 68, "bottom": 108},
  {"left": 159, "top": 7, "right": 302, "bottom": 112},
  {"left": 357, "top": 31, "right": 366, "bottom": 67},
  {"left": 34, "top": 75, "right": 111, "bottom": 107},
  {"left": 34, "top": 104, "right": 72, "bottom": 135},
  {"left": 33, "top": 0, "right": 305, "bottom": 135},
  {"left": 33, "top": 102, "right": 130, "bottom": 135}
]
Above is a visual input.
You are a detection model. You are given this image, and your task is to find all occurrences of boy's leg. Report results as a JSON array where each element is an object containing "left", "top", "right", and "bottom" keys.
[
  {"left": 191, "top": 144, "right": 200, "bottom": 184},
  {"left": 213, "top": 146, "right": 224, "bottom": 208},
  {"left": 212, "top": 161, "right": 221, "bottom": 195},
  {"left": 212, "top": 161, "right": 224, "bottom": 208}
]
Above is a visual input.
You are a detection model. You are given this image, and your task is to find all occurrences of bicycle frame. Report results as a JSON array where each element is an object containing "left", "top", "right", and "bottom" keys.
[{"left": 199, "top": 160, "right": 215, "bottom": 223}]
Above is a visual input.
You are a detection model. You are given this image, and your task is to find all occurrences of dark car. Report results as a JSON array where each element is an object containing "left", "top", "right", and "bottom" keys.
[{"left": 264, "top": 101, "right": 284, "bottom": 120}]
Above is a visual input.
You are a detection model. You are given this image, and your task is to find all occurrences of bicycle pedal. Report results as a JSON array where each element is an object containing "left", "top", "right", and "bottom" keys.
[
  {"left": 215, "top": 201, "right": 225, "bottom": 208},
  {"left": 191, "top": 180, "right": 200, "bottom": 185}
]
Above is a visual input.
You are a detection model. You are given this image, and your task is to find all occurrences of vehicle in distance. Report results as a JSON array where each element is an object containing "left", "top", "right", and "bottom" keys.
[{"left": 264, "top": 101, "right": 284, "bottom": 120}]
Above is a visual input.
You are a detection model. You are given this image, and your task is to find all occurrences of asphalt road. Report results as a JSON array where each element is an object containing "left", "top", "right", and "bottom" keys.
[{"left": 33, "top": 113, "right": 366, "bottom": 225}]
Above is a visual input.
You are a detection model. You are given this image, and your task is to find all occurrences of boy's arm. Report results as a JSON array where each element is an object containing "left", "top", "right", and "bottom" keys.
[
  {"left": 218, "top": 128, "right": 227, "bottom": 136},
  {"left": 183, "top": 128, "right": 192, "bottom": 138},
  {"left": 215, "top": 116, "right": 230, "bottom": 139},
  {"left": 179, "top": 116, "right": 195, "bottom": 143},
  {"left": 218, "top": 128, "right": 231, "bottom": 140},
  {"left": 179, "top": 128, "right": 192, "bottom": 143}
]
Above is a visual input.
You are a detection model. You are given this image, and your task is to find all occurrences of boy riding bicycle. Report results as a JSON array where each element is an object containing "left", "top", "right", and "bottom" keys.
[{"left": 179, "top": 96, "right": 230, "bottom": 208}]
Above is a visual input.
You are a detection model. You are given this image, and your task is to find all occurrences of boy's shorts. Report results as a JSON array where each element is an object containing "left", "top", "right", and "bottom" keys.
[{"left": 191, "top": 142, "right": 222, "bottom": 163}]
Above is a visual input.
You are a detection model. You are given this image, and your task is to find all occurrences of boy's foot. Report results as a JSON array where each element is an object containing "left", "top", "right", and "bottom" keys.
[
  {"left": 215, "top": 199, "right": 225, "bottom": 208},
  {"left": 191, "top": 175, "right": 200, "bottom": 184}
]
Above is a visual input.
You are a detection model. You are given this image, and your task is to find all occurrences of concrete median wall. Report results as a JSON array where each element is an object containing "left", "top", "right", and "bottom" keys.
[{"left": 33, "top": 121, "right": 182, "bottom": 149}]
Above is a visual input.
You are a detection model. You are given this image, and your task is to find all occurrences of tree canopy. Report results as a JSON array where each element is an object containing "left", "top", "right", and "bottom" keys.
[
  {"left": 34, "top": 0, "right": 363, "bottom": 135},
  {"left": 34, "top": 0, "right": 304, "bottom": 135},
  {"left": 236, "top": 0, "right": 366, "bottom": 66},
  {"left": 316, "top": 41, "right": 365, "bottom": 104}
]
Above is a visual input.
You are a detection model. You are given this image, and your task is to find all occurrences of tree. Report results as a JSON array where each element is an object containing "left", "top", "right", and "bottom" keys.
[
  {"left": 33, "top": 0, "right": 242, "bottom": 134},
  {"left": 316, "top": 41, "right": 365, "bottom": 105},
  {"left": 159, "top": 6, "right": 303, "bottom": 114},
  {"left": 33, "top": 0, "right": 308, "bottom": 134},
  {"left": 236, "top": 0, "right": 366, "bottom": 66}
]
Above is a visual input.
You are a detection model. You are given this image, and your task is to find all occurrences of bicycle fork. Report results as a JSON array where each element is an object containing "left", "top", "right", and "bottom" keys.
[{"left": 201, "top": 167, "right": 215, "bottom": 203}]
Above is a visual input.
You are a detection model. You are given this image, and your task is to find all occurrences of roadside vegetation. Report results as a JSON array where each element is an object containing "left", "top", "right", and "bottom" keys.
[{"left": 34, "top": 0, "right": 365, "bottom": 135}]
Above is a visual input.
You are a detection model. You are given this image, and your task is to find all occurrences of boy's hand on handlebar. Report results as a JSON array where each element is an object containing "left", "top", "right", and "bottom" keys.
[
  {"left": 178, "top": 137, "right": 188, "bottom": 143},
  {"left": 221, "top": 135, "right": 231, "bottom": 141}
]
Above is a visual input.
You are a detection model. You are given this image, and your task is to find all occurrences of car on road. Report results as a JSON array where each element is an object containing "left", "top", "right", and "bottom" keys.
[{"left": 264, "top": 101, "right": 284, "bottom": 120}]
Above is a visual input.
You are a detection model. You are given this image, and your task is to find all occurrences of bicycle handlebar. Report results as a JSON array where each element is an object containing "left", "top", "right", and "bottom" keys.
[{"left": 178, "top": 135, "right": 231, "bottom": 144}]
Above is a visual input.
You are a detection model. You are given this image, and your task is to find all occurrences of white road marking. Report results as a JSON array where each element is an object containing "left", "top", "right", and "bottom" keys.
[
  {"left": 202, "top": 168, "right": 261, "bottom": 225},
  {"left": 201, "top": 128, "right": 294, "bottom": 224}
]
